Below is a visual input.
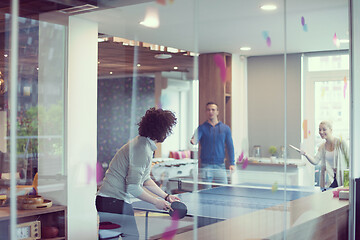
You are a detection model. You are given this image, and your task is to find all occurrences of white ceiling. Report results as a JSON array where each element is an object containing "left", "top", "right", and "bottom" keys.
[{"left": 78, "top": 0, "right": 349, "bottom": 56}]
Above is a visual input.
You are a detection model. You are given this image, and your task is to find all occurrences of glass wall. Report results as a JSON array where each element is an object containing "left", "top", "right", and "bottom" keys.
[
  {"left": 3, "top": 0, "right": 358, "bottom": 239},
  {"left": 0, "top": 1, "right": 67, "bottom": 239}
]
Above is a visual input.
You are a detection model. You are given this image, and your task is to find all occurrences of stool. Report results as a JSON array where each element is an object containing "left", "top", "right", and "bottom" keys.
[{"left": 99, "top": 222, "right": 122, "bottom": 240}]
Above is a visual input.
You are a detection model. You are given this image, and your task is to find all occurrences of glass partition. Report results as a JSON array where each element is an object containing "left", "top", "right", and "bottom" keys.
[
  {"left": 2, "top": 0, "right": 356, "bottom": 239},
  {"left": 0, "top": 2, "right": 67, "bottom": 239}
]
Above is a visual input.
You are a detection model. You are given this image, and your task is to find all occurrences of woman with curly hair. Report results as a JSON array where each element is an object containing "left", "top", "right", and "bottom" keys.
[{"left": 96, "top": 108, "right": 178, "bottom": 240}]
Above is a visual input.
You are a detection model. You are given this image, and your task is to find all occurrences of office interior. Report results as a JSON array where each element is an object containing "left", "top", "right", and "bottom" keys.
[{"left": 0, "top": 0, "right": 359, "bottom": 239}]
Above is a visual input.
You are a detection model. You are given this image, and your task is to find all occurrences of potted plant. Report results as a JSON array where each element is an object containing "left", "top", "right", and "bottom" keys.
[{"left": 268, "top": 146, "right": 277, "bottom": 163}]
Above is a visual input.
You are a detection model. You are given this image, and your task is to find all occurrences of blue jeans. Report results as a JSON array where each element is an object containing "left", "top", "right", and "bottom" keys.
[{"left": 200, "top": 163, "right": 228, "bottom": 189}]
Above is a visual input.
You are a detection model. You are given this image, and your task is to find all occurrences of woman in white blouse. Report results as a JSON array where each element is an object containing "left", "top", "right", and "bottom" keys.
[{"left": 300, "top": 121, "right": 349, "bottom": 190}]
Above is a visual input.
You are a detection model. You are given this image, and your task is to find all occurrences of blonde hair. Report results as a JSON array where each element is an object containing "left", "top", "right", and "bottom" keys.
[{"left": 319, "top": 120, "right": 333, "bottom": 130}]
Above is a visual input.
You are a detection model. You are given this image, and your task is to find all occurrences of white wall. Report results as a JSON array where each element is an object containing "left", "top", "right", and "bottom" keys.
[
  {"left": 160, "top": 79, "right": 191, "bottom": 157},
  {"left": 247, "top": 54, "right": 301, "bottom": 159},
  {"left": 67, "top": 16, "right": 98, "bottom": 239}
]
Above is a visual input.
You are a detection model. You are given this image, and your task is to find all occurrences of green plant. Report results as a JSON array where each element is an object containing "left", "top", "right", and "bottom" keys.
[{"left": 268, "top": 146, "right": 277, "bottom": 156}]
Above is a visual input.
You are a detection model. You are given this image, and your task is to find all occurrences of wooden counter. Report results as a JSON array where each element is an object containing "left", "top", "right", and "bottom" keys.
[{"left": 173, "top": 189, "right": 348, "bottom": 240}]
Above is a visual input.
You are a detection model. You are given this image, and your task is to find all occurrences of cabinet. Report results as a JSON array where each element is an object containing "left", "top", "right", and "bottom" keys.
[
  {"left": 199, "top": 53, "right": 232, "bottom": 166},
  {"left": 0, "top": 205, "right": 67, "bottom": 240},
  {"left": 199, "top": 53, "right": 232, "bottom": 127}
]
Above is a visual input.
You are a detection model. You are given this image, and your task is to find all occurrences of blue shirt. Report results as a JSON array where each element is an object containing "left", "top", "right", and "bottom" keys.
[{"left": 194, "top": 121, "right": 235, "bottom": 165}]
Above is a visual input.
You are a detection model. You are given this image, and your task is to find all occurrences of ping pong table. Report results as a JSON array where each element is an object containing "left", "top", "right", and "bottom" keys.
[{"left": 132, "top": 183, "right": 319, "bottom": 239}]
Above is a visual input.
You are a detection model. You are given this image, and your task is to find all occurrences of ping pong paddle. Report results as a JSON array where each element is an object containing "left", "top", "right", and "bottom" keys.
[
  {"left": 169, "top": 201, "right": 187, "bottom": 219},
  {"left": 289, "top": 144, "right": 301, "bottom": 153}
]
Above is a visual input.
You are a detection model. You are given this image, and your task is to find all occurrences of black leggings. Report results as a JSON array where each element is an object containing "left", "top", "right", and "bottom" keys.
[
  {"left": 329, "top": 172, "right": 338, "bottom": 188},
  {"left": 96, "top": 196, "right": 139, "bottom": 240}
]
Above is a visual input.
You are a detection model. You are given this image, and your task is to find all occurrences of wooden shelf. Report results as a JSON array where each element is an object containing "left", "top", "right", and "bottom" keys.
[
  {"left": 199, "top": 52, "right": 232, "bottom": 128},
  {"left": 0, "top": 204, "right": 67, "bottom": 239}
]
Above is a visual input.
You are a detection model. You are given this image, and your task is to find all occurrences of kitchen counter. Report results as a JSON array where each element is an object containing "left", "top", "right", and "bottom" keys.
[{"left": 231, "top": 158, "right": 310, "bottom": 186}]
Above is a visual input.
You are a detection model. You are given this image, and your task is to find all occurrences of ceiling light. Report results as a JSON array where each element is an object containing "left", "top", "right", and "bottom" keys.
[
  {"left": 110, "top": 72, "right": 113, "bottom": 75},
  {"left": 173, "top": 66, "right": 178, "bottom": 70},
  {"left": 137, "top": 64, "right": 141, "bottom": 67},
  {"left": 4, "top": 54, "right": 8, "bottom": 57},
  {"left": 140, "top": 7, "right": 159, "bottom": 28},
  {"left": 240, "top": 47, "right": 251, "bottom": 51},
  {"left": 260, "top": 4, "right": 277, "bottom": 11},
  {"left": 154, "top": 53, "right": 172, "bottom": 59}
]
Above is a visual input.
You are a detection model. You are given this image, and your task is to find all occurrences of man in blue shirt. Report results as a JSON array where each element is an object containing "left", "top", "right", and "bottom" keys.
[{"left": 191, "top": 102, "right": 235, "bottom": 188}]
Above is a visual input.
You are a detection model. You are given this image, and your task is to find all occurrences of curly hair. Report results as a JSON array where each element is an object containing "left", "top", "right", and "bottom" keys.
[{"left": 138, "top": 108, "right": 177, "bottom": 142}]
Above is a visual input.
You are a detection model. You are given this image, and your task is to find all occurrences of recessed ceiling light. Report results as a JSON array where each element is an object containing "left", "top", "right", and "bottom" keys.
[
  {"left": 154, "top": 54, "right": 172, "bottom": 59},
  {"left": 110, "top": 72, "right": 113, "bottom": 75},
  {"left": 4, "top": 54, "right": 8, "bottom": 57},
  {"left": 260, "top": 4, "right": 277, "bottom": 11},
  {"left": 137, "top": 64, "right": 141, "bottom": 67},
  {"left": 240, "top": 47, "right": 251, "bottom": 51},
  {"left": 140, "top": 7, "right": 159, "bottom": 28},
  {"left": 173, "top": 66, "right": 178, "bottom": 70}
]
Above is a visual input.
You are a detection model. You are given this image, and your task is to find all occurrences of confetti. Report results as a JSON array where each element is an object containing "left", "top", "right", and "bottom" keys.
[
  {"left": 161, "top": 211, "right": 179, "bottom": 240},
  {"left": 333, "top": 33, "right": 340, "bottom": 48},
  {"left": 242, "top": 157, "right": 249, "bottom": 169},
  {"left": 343, "top": 76, "right": 347, "bottom": 99},
  {"left": 87, "top": 164, "right": 95, "bottom": 184},
  {"left": 262, "top": 31, "right": 269, "bottom": 40},
  {"left": 213, "top": 54, "right": 227, "bottom": 84},
  {"left": 238, "top": 152, "right": 244, "bottom": 163},
  {"left": 301, "top": 17, "right": 308, "bottom": 32},
  {"left": 96, "top": 162, "right": 104, "bottom": 184},
  {"left": 272, "top": 182, "right": 278, "bottom": 193},
  {"left": 266, "top": 37, "right": 271, "bottom": 47},
  {"left": 303, "top": 24, "right": 308, "bottom": 32},
  {"left": 303, "top": 120, "right": 308, "bottom": 139},
  {"left": 156, "top": 0, "right": 166, "bottom": 5}
]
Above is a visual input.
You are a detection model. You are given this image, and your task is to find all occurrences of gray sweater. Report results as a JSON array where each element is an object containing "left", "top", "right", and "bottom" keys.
[{"left": 97, "top": 136, "right": 157, "bottom": 203}]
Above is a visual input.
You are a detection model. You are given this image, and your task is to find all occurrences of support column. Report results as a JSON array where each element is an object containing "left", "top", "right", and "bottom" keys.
[{"left": 67, "top": 16, "right": 98, "bottom": 239}]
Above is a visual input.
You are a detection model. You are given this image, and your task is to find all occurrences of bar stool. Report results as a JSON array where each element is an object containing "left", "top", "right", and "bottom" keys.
[{"left": 98, "top": 222, "right": 122, "bottom": 240}]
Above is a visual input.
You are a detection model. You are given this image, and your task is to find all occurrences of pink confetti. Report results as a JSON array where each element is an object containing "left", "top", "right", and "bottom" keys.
[
  {"left": 96, "top": 162, "right": 104, "bottom": 184},
  {"left": 266, "top": 37, "right": 271, "bottom": 47},
  {"left": 301, "top": 16, "right": 305, "bottom": 26},
  {"left": 213, "top": 54, "right": 227, "bottom": 84},
  {"left": 156, "top": 0, "right": 166, "bottom": 5},
  {"left": 344, "top": 76, "right": 347, "bottom": 99},
  {"left": 242, "top": 157, "right": 248, "bottom": 169},
  {"left": 238, "top": 152, "right": 244, "bottom": 163},
  {"left": 87, "top": 164, "right": 95, "bottom": 184},
  {"left": 333, "top": 33, "right": 340, "bottom": 48},
  {"left": 162, "top": 211, "right": 179, "bottom": 240}
]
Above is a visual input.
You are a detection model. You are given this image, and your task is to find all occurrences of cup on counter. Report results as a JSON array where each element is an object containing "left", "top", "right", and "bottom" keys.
[{"left": 252, "top": 145, "right": 261, "bottom": 158}]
